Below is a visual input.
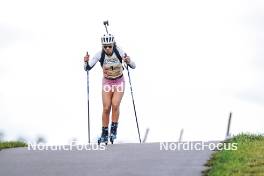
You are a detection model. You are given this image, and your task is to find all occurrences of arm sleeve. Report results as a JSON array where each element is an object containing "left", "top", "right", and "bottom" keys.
[
  {"left": 117, "top": 47, "right": 136, "bottom": 69},
  {"left": 84, "top": 51, "right": 101, "bottom": 71}
]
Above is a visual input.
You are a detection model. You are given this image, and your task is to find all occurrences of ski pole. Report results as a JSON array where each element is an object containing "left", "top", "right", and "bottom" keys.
[
  {"left": 125, "top": 64, "right": 142, "bottom": 143},
  {"left": 102, "top": 20, "right": 141, "bottom": 142},
  {"left": 85, "top": 52, "right": 91, "bottom": 144},
  {"left": 103, "top": 20, "right": 109, "bottom": 34}
]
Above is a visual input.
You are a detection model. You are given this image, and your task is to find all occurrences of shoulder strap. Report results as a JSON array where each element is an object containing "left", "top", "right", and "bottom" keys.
[
  {"left": 113, "top": 46, "right": 123, "bottom": 64},
  {"left": 99, "top": 49, "right": 105, "bottom": 67}
]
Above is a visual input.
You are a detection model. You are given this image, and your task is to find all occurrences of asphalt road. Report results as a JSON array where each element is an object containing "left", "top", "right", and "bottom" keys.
[{"left": 0, "top": 142, "right": 218, "bottom": 176}]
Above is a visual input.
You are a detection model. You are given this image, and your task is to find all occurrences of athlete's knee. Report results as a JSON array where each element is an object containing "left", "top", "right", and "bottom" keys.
[
  {"left": 111, "top": 103, "right": 120, "bottom": 111},
  {"left": 103, "top": 105, "right": 111, "bottom": 114}
]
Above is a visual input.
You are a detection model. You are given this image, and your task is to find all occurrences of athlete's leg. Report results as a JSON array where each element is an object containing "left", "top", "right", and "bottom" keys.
[
  {"left": 111, "top": 81, "right": 125, "bottom": 123},
  {"left": 102, "top": 88, "right": 113, "bottom": 127}
]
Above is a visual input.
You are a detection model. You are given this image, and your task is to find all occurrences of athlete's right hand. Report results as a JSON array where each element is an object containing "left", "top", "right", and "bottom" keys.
[{"left": 84, "top": 52, "right": 89, "bottom": 62}]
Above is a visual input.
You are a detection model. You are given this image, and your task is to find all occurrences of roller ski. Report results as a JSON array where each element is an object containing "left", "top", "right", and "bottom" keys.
[
  {"left": 98, "top": 127, "right": 108, "bottom": 145},
  {"left": 110, "top": 122, "right": 118, "bottom": 144}
]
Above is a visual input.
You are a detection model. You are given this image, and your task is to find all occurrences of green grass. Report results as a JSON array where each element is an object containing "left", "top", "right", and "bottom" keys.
[
  {"left": 203, "top": 133, "right": 264, "bottom": 176},
  {"left": 0, "top": 141, "right": 28, "bottom": 150}
]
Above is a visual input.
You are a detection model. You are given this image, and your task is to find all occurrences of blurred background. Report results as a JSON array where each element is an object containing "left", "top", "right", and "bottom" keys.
[{"left": 0, "top": 0, "right": 263, "bottom": 145}]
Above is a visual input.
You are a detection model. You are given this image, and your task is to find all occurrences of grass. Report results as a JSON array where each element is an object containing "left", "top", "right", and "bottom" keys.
[
  {"left": 203, "top": 133, "right": 264, "bottom": 176},
  {"left": 0, "top": 141, "right": 28, "bottom": 150}
]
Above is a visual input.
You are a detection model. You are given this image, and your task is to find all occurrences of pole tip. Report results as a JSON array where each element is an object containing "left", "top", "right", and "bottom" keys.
[{"left": 103, "top": 20, "right": 109, "bottom": 26}]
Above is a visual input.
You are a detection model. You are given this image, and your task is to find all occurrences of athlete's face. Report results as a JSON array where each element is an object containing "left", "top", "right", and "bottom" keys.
[{"left": 103, "top": 44, "right": 113, "bottom": 55}]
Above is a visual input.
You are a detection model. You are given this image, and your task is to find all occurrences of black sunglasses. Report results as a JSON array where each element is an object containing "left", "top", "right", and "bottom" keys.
[{"left": 103, "top": 45, "right": 113, "bottom": 49}]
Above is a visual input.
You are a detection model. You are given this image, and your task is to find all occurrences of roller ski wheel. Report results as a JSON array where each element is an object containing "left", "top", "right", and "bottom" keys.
[
  {"left": 110, "top": 134, "right": 116, "bottom": 144},
  {"left": 97, "top": 136, "right": 108, "bottom": 145}
]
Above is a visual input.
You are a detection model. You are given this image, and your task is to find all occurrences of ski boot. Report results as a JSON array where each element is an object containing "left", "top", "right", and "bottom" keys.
[
  {"left": 98, "top": 127, "right": 108, "bottom": 145},
  {"left": 110, "top": 122, "right": 118, "bottom": 144}
]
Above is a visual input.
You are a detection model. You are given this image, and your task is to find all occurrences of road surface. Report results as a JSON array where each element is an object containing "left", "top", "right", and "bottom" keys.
[{"left": 0, "top": 142, "right": 218, "bottom": 176}]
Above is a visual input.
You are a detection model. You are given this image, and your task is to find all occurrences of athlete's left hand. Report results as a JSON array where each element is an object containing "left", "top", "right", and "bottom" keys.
[{"left": 123, "top": 55, "right": 131, "bottom": 64}]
